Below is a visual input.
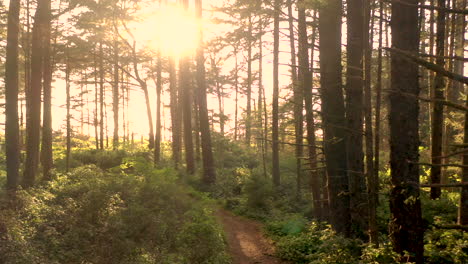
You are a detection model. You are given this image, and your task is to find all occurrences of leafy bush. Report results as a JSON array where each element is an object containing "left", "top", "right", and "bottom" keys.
[
  {"left": 55, "top": 149, "right": 129, "bottom": 171},
  {"left": 273, "top": 221, "right": 362, "bottom": 264},
  {"left": 0, "top": 164, "right": 229, "bottom": 263},
  {"left": 424, "top": 224, "right": 468, "bottom": 264}
]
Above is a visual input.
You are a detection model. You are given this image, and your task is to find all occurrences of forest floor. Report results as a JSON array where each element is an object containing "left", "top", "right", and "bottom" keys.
[{"left": 216, "top": 209, "right": 287, "bottom": 264}]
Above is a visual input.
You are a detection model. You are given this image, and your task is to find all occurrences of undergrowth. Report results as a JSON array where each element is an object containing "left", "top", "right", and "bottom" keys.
[{"left": 0, "top": 155, "right": 229, "bottom": 264}]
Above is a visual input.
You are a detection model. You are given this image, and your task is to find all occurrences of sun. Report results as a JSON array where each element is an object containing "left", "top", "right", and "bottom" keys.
[{"left": 135, "top": 4, "right": 200, "bottom": 57}]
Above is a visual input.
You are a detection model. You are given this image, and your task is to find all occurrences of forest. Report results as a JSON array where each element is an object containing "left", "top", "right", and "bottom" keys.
[{"left": 0, "top": 0, "right": 467, "bottom": 263}]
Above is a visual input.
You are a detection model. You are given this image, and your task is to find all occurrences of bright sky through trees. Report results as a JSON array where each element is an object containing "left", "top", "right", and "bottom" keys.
[{"left": 132, "top": 4, "right": 199, "bottom": 57}]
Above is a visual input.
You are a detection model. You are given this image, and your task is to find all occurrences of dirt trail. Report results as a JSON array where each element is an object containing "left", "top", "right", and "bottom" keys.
[{"left": 216, "top": 209, "right": 286, "bottom": 264}]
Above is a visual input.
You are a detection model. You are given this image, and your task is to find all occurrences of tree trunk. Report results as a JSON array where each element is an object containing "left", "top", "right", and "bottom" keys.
[
  {"left": 23, "top": 0, "right": 47, "bottom": 187},
  {"left": 112, "top": 38, "right": 119, "bottom": 150},
  {"left": 99, "top": 42, "right": 105, "bottom": 150},
  {"left": 318, "top": 0, "right": 350, "bottom": 236},
  {"left": 258, "top": 16, "right": 266, "bottom": 178},
  {"left": 457, "top": 0, "right": 468, "bottom": 226},
  {"left": 196, "top": 0, "right": 216, "bottom": 184},
  {"left": 346, "top": 0, "right": 368, "bottom": 238},
  {"left": 299, "top": 3, "right": 322, "bottom": 219},
  {"left": 371, "top": 0, "right": 385, "bottom": 247},
  {"left": 364, "top": 0, "right": 377, "bottom": 245},
  {"left": 430, "top": 0, "right": 447, "bottom": 199},
  {"left": 180, "top": 56, "right": 195, "bottom": 174},
  {"left": 389, "top": 0, "right": 424, "bottom": 262},
  {"left": 141, "top": 81, "right": 155, "bottom": 150},
  {"left": 460, "top": 91, "right": 468, "bottom": 225},
  {"left": 246, "top": 11, "right": 253, "bottom": 146},
  {"left": 169, "top": 57, "right": 181, "bottom": 166},
  {"left": 272, "top": 0, "right": 281, "bottom": 187},
  {"left": 41, "top": 0, "right": 53, "bottom": 181},
  {"left": 93, "top": 51, "right": 99, "bottom": 150},
  {"left": 154, "top": 51, "right": 162, "bottom": 164},
  {"left": 234, "top": 46, "right": 239, "bottom": 141},
  {"left": 66, "top": 57, "right": 71, "bottom": 172},
  {"left": 289, "top": 0, "right": 303, "bottom": 198},
  {"left": 4, "top": 0, "right": 21, "bottom": 190}
]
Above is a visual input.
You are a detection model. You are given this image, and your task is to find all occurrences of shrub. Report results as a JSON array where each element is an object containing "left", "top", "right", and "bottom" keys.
[
  {"left": 0, "top": 164, "right": 229, "bottom": 263},
  {"left": 274, "top": 221, "right": 362, "bottom": 264}
]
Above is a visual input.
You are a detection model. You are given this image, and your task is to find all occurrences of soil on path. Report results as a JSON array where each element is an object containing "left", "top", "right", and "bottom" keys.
[{"left": 216, "top": 209, "right": 287, "bottom": 264}]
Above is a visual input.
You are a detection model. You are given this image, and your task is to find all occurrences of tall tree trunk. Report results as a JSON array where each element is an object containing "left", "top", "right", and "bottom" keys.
[
  {"left": 112, "top": 38, "right": 119, "bottom": 150},
  {"left": 371, "top": 0, "right": 385, "bottom": 247},
  {"left": 180, "top": 0, "right": 194, "bottom": 173},
  {"left": 180, "top": 56, "right": 195, "bottom": 174},
  {"left": 460, "top": 91, "right": 468, "bottom": 225},
  {"left": 66, "top": 57, "right": 71, "bottom": 172},
  {"left": 234, "top": 46, "right": 239, "bottom": 141},
  {"left": 141, "top": 82, "right": 154, "bottom": 150},
  {"left": 430, "top": 0, "right": 446, "bottom": 199},
  {"left": 299, "top": 2, "right": 320, "bottom": 217},
  {"left": 258, "top": 16, "right": 266, "bottom": 177},
  {"left": 23, "top": 0, "right": 46, "bottom": 187},
  {"left": 94, "top": 51, "right": 99, "bottom": 150},
  {"left": 4, "top": 0, "right": 21, "bottom": 190},
  {"left": 193, "top": 85, "right": 201, "bottom": 163},
  {"left": 211, "top": 57, "right": 225, "bottom": 135},
  {"left": 272, "top": 0, "right": 281, "bottom": 187},
  {"left": 457, "top": 0, "right": 468, "bottom": 226},
  {"left": 318, "top": 0, "right": 350, "bottom": 236},
  {"left": 364, "top": 0, "right": 377, "bottom": 245},
  {"left": 169, "top": 57, "right": 181, "bottom": 166},
  {"left": 23, "top": 0, "right": 31, "bottom": 149},
  {"left": 389, "top": 0, "right": 424, "bottom": 262},
  {"left": 196, "top": 0, "right": 216, "bottom": 184},
  {"left": 289, "top": 0, "right": 303, "bottom": 198},
  {"left": 246, "top": 11, "right": 253, "bottom": 146},
  {"left": 99, "top": 42, "right": 105, "bottom": 150},
  {"left": 41, "top": 0, "right": 53, "bottom": 180},
  {"left": 121, "top": 67, "right": 126, "bottom": 145},
  {"left": 154, "top": 51, "right": 162, "bottom": 164},
  {"left": 346, "top": 0, "right": 368, "bottom": 238}
]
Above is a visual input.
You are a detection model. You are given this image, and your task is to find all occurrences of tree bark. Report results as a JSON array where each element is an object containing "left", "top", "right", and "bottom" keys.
[
  {"left": 4, "top": 0, "right": 21, "bottom": 190},
  {"left": 180, "top": 55, "right": 195, "bottom": 174},
  {"left": 389, "top": 0, "right": 424, "bottom": 262},
  {"left": 272, "top": 0, "right": 281, "bottom": 187},
  {"left": 93, "top": 51, "right": 99, "bottom": 150},
  {"left": 112, "top": 38, "right": 119, "bottom": 150},
  {"left": 196, "top": 0, "right": 216, "bottom": 184},
  {"left": 346, "top": 0, "right": 368, "bottom": 238},
  {"left": 23, "top": 0, "right": 47, "bottom": 187},
  {"left": 66, "top": 57, "right": 71, "bottom": 173},
  {"left": 371, "top": 0, "right": 385, "bottom": 247},
  {"left": 430, "top": 0, "right": 447, "bottom": 199},
  {"left": 299, "top": 3, "right": 321, "bottom": 218},
  {"left": 169, "top": 57, "right": 181, "bottom": 166},
  {"left": 154, "top": 51, "right": 162, "bottom": 164},
  {"left": 318, "top": 0, "right": 350, "bottom": 236},
  {"left": 99, "top": 42, "right": 105, "bottom": 150},
  {"left": 246, "top": 10, "right": 253, "bottom": 146},
  {"left": 41, "top": 0, "right": 53, "bottom": 181},
  {"left": 290, "top": 0, "right": 303, "bottom": 198}
]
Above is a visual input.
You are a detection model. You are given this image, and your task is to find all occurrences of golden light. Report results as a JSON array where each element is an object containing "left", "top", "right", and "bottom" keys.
[{"left": 135, "top": 4, "right": 199, "bottom": 57}]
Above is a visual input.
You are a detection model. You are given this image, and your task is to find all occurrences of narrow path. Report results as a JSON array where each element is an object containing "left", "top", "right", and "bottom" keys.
[{"left": 216, "top": 209, "right": 287, "bottom": 264}]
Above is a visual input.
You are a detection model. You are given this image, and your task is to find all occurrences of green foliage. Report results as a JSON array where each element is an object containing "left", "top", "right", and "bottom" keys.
[
  {"left": 424, "top": 224, "right": 468, "bottom": 263},
  {"left": 272, "top": 221, "right": 362, "bottom": 264},
  {"left": 0, "top": 162, "right": 229, "bottom": 263},
  {"left": 55, "top": 148, "right": 129, "bottom": 170},
  {"left": 265, "top": 214, "right": 308, "bottom": 237},
  {"left": 360, "top": 243, "right": 400, "bottom": 264}
]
